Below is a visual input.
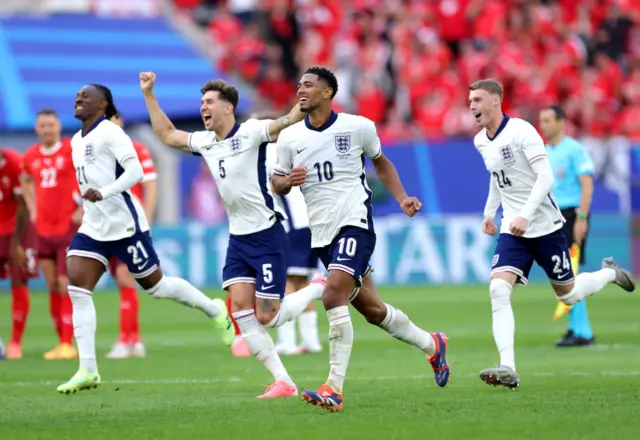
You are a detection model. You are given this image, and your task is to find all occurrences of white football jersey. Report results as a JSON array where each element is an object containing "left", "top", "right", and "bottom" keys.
[
  {"left": 188, "top": 118, "right": 281, "bottom": 235},
  {"left": 274, "top": 112, "right": 381, "bottom": 248},
  {"left": 266, "top": 143, "right": 307, "bottom": 232},
  {"left": 474, "top": 115, "right": 564, "bottom": 238},
  {"left": 71, "top": 118, "right": 149, "bottom": 241}
]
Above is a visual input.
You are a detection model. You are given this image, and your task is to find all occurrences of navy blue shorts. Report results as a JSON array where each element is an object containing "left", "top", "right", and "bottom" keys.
[
  {"left": 491, "top": 229, "right": 575, "bottom": 286},
  {"left": 67, "top": 230, "right": 160, "bottom": 279},
  {"left": 286, "top": 227, "right": 320, "bottom": 277},
  {"left": 223, "top": 221, "right": 288, "bottom": 300},
  {"left": 316, "top": 226, "right": 375, "bottom": 287}
]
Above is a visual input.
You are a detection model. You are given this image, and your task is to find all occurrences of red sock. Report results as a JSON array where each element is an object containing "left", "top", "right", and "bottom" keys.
[
  {"left": 57, "top": 292, "right": 74, "bottom": 345},
  {"left": 49, "top": 293, "right": 62, "bottom": 340},
  {"left": 227, "top": 294, "right": 241, "bottom": 336},
  {"left": 119, "top": 287, "right": 139, "bottom": 343},
  {"left": 10, "top": 286, "right": 30, "bottom": 345}
]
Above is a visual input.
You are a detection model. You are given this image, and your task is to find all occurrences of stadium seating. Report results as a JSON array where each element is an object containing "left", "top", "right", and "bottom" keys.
[
  {"left": 174, "top": 0, "right": 640, "bottom": 140},
  {"left": 0, "top": 12, "right": 251, "bottom": 130}
]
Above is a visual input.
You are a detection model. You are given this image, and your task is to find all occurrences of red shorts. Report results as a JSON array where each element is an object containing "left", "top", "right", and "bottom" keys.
[
  {"left": 108, "top": 257, "right": 126, "bottom": 276},
  {"left": 37, "top": 224, "right": 79, "bottom": 276},
  {"left": 0, "top": 224, "right": 39, "bottom": 281}
]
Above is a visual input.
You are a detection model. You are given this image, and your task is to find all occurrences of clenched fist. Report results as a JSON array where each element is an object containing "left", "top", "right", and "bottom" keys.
[
  {"left": 139, "top": 72, "right": 157, "bottom": 94},
  {"left": 400, "top": 197, "right": 422, "bottom": 217}
]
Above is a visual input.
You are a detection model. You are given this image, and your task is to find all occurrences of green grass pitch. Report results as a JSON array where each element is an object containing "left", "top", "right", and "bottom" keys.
[{"left": 1, "top": 284, "right": 639, "bottom": 439}]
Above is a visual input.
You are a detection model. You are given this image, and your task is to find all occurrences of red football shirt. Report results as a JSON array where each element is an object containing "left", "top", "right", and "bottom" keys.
[
  {"left": 130, "top": 141, "right": 156, "bottom": 203},
  {"left": 22, "top": 139, "right": 79, "bottom": 237},
  {"left": 0, "top": 148, "right": 23, "bottom": 236}
]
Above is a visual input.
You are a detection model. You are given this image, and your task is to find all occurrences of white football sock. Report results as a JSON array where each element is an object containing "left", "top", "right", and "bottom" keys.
[
  {"left": 276, "top": 320, "right": 297, "bottom": 349},
  {"left": 379, "top": 303, "right": 436, "bottom": 356},
  {"left": 490, "top": 278, "right": 515, "bottom": 371},
  {"left": 557, "top": 269, "right": 616, "bottom": 306},
  {"left": 266, "top": 282, "right": 323, "bottom": 328},
  {"left": 148, "top": 276, "right": 221, "bottom": 318},
  {"left": 326, "top": 306, "right": 353, "bottom": 394},
  {"left": 299, "top": 310, "right": 321, "bottom": 349},
  {"left": 68, "top": 286, "right": 97, "bottom": 373},
  {"left": 233, "top": 309, "right": 294, "bottom": 386}
]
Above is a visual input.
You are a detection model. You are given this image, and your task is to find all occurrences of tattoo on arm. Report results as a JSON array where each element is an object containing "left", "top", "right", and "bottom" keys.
[{"left": 269, "top": 115, "right": 291, "bottom": 140}]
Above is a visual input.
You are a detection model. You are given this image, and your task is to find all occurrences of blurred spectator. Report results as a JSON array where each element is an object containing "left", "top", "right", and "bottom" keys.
[
  {"left": 173, "top": 0, "right": 640, "bottom": 140},
  {"left": 188, "top": 161, "right": 227, "bottom": 224}
]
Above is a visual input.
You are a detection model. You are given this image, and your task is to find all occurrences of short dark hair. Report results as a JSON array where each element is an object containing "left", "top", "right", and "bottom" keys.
[
  {"left": 469, "top": 79, "right": 504, "bottom": 101},
  {"left": 544, "top": 105, "right": 566, "bottom": 120},
  {"left": 90, "top": 84, "right": 119, "bottom": 119},
  {"left": 304, "top": 66, "right": 338, "bottom": 99},
  {"left": 201, "top": 80, "right": 239, "bottom": 109},
  {"left": 36, "top": 108, "right": 59, "bottom": 118}
]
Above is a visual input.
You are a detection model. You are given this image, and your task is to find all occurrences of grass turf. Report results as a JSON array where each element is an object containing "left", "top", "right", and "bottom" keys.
[{"left": 1, "top": 284, "right": 639, "bottom": 440}]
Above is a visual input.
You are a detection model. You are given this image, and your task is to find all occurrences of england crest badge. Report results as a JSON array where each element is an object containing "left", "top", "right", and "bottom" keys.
[
  {"left": 335, "top": 135, "right": 351, "bottom": 154},
  {"left": 84, "top": 143, "right": 95, "bottom": 164}
]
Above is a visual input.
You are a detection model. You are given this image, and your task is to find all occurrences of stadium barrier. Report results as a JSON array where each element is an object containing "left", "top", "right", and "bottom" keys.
[{"left": 1, "top": 215, "right": 628, "bottom": 291}]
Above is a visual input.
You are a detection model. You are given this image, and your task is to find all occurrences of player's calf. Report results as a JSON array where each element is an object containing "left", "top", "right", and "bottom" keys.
[{"left": 554, "top": 257, "right": 636, "bottom": 306}]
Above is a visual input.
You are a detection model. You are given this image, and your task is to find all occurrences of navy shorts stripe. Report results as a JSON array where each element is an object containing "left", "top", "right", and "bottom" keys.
[{"left": 360, "top": 155, "right": 374, "bottom": 232}]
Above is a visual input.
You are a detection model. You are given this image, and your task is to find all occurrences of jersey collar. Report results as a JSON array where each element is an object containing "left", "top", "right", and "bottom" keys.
[
  {"left": 82, "top": 116, "right": 106, "bottom": 137},
  {"left": 220, "top": 122, "right": 240, "bottom": 141},
  {"left": 486, "top": 113, "right": 510, "bottom": 141},
  {"left": 39, "top": 141, "right": 62, "bottom": 156},
  {"left": 304, "top": 110, "right": 338, "bottom": 132}
]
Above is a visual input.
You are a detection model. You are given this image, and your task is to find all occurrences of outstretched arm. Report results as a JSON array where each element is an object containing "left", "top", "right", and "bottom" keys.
[
  {"left": 140, "top": 72, "right": 191, "bottom": 152},
  {"left": 267, "top": 103, "right": 304, "bottom": 142}
]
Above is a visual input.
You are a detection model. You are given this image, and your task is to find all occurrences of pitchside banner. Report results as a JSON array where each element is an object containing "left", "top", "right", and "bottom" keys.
[{"left": 1, "top": 215, "right": 628, "bottom": 291}]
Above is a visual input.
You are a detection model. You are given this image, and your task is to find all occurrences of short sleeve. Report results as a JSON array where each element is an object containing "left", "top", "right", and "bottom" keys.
[
  {"left": 265, "top": 143, "right": 278, "bottom": 176},
  {"left": 361, "top": 118, "right": 382, "bottom": 159},
  {"left": 273, "top": 132, "right": 293, "bottom": 176},
  {"left": 107, "top": 124, "right": 138, "bottom": 164},
  {"left": 244, "top": 118, "right": 272, "bottom": 145},
  {"left": 135, "top": 142, "right": 157, "bottom": 181},
  {"left": 187, "top": 130, "right": 214, "bottom": 156},
  {"left": 572, "top": 145, "right": 594, "bottom": 176},
  {"left": 520, "top": 121, "right": 547, "bottom": 164}
]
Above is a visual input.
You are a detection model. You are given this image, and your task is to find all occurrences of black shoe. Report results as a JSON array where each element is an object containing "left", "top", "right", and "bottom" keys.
[
  {"left": 556, "top": 332, "right": 596, "bottom": 347},
  {"left": 556, "top": 330, "right": 574, "bottom": 345}
]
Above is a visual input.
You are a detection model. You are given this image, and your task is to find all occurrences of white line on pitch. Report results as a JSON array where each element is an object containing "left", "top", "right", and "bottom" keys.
[{"left": 1, "top": 371, "right": 639, "bottom": 387}]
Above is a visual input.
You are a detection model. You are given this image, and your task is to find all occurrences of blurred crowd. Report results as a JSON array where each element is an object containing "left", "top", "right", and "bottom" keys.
[{"left": 173, "top": 0, "right": 640, "bottom": 141}]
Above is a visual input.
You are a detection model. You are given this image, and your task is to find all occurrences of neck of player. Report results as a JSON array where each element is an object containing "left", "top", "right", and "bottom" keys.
[
  {"left": 486, "top": 113, "right": 504, "bottom": 138},
  {"left": 306, "top": 106, "right": 332, "bottom": 129},
  {"left": 82, "top": 114, "right": 104, "bottom": 134},
  {"left": 214, "top": 118, "right": 237, "bottom": 141},
  {"left": 41, "top": 139, "right": 61, "bottom": 149},
  {"left": 547, "top": 131, "right": 565, "bottom": 146}
]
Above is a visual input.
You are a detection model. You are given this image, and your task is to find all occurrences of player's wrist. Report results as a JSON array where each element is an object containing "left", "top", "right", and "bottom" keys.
[{"left": 576, "top": 212, "right": 588, "bottom": 220}]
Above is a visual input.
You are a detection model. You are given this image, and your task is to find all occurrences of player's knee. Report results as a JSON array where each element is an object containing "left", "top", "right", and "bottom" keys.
[
  {"left": 363, "top": 302, "right": 387, "bottom": 326},
  {"left": 255, "top": 297, "right": 278, "bottom": 326},
  {"left": 322, "top": 276, "right": 347, "bottom": 309},
  {"left": 489, "top": 278, "right": 513, "bottom": 305}
]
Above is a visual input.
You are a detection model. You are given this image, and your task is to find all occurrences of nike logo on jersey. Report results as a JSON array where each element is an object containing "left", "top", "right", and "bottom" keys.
[
  {"left": 557, "top": 272, "right": 569, "bottom": 279},
  {"left": 296, "top": 147, "right": 307, "bottom": 154},
  {"left": 137, "top": 261, "right": 149, "bottom": 271},
  {"left": 261, "top": 285, "right": 275, "bottom": 290},
  {"left": 336, "top": 257, "right": 351, "bottom": 262}
]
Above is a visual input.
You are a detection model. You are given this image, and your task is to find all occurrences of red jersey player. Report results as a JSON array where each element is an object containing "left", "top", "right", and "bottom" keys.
[
  {"left": 105, "top": 112, "right": 158, "bottom": 359},
  {"left": 22, "top": 109, "right": 83, "bottom": 360},
  {"left": 0, "top": 148, "right": 39, "bottom": 359}
]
